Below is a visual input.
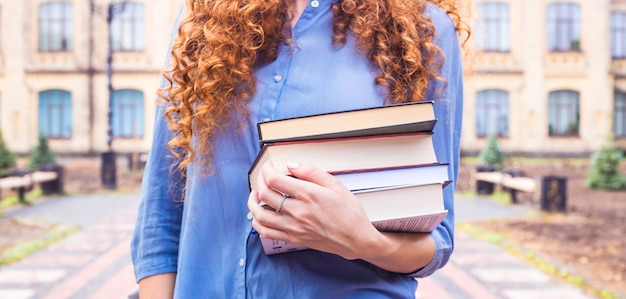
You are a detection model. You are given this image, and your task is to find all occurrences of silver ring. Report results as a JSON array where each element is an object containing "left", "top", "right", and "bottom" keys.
[{"left": 276, "top": 193, "right": 288, "bottom": 213}]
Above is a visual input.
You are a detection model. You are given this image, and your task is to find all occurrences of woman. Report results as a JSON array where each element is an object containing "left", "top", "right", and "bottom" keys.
[{"left": 131, "top": 0, "right": 469, "bottom": 297}]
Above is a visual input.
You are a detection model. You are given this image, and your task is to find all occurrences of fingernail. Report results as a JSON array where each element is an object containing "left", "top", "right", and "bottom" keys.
[{"left": 287, "top": 162, "right": 300, "bottom": 169}]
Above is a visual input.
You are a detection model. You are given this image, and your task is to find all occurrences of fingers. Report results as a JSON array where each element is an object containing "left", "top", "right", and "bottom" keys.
[
  {"left": 254, "top": 163, "right": 293, "bottom": 211},
  {"left": 247, "top": 191, "right": 290, "bottom": 240},
  {"left": 248, "top": 190, "right": 285, "bottom": 214},
  {"left": 258, "top": 161, "right": 344, "bottom": 201}
]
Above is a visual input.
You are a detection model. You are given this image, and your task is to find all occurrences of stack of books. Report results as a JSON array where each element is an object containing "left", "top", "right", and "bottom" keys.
[{"left": 248, "top": 101, "right": 451, "bottom": 255}]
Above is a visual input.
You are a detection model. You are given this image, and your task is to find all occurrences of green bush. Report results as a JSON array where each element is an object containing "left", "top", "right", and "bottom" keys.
[
  {"left": 0, "top": 130, "right": 16, "bottom": 177},
  {"left": 478, "top": 135, "right": 504, "bottom": 171},
  {"left": 28, "top": 133, "right": 55, "bottom": 170},
  {"left": 586, "top": 143, "right": 626, "bottom": 190}
]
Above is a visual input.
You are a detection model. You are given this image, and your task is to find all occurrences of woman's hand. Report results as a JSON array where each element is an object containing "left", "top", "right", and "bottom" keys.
[
  {"left": 247, "top": 161, "right": 388, "bottom": 260},
  {"left": 247, "top": 160, "right": 436, "bottom": 274}
]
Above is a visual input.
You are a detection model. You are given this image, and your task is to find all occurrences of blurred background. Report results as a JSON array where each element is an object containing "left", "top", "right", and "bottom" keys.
[
  {"left": 1, "top": 0, "right": 624, "bottom": 190},
  {"left": 0, "top": 1, "right": 624, "bottom": 298},
  {"left": 463, "top": 0, "right": 626, "bottom": 156},
  {"left": 0, "top": 0, "right": 183, "bottom": 192}
]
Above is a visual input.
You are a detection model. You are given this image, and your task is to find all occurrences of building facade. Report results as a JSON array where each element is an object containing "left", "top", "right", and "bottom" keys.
[
  {"left": 1, "top": 0, "right": 625, "bottom": 157},
  {"left": 0, "top": 0, "right": 182, "bottom": 155},
  {"left": 465, "top": 0, "right": 626, "bottom": 156}
]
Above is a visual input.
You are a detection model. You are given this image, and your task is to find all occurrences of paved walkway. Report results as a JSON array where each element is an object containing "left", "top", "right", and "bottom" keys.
[
  {"left": 0, "top": 193, "right": 597, "bottom": 299},
  {"left": 0, "top": 194, "right": 139, "bottom": 299},
  {"left": 416, "top": 196, "right": 595, "bottom": 299}
]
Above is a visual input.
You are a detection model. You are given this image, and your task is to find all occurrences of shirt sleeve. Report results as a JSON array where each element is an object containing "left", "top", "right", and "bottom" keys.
[
  {"left": 131, "top": 7, "right": 186, "bottom": 283},
  {"left": 407, "top": 4, "right": 464, "bottom": 278}
]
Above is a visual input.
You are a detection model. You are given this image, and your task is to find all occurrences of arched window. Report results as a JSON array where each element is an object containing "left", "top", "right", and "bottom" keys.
[
  {"left": 110, "top": 2, "right": 145, "bottom": 52},
  {"left": 476, "top": 89, "right": 509, "bottom": 138},
  {"left": 39, "top": 90, "right": 72, "bottom": 138},
  {"left": 112, "top": 89, "right": 144, "bottom": 138},
  {"left": 475, "top": 2, "right": 510, "bottom": 52},
  {"left": 547, "top": 3, "right": 581, "bottom": 52},
  {"left": 548, "top": 90, "right": 580, "bottom": 136},
  {"left": 38, "top": 2, "right": 73, "bottom": 52}
]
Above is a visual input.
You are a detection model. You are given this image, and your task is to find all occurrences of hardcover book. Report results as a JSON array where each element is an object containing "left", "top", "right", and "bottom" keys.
[
  {"left": 260, "top": 183, "right": 448, "bottom": 255},
  {"left": 249, "top": 132, "right": 437, "bottom": 192},
  {"left": 257, "top": 101, "right": 435, "bottom": 143},
  {"left": 249, "top": 101, "right": 452, "bottom": 255},
  {"left": 334, "top": 163, "right": 450, "bottom": 191}
]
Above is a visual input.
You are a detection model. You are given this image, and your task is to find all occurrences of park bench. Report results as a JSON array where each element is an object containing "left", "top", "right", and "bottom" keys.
[
  {"left": 473, "top": 169, "right": 567, "bottom": 212},
  {"left": 0, "top": 171, "right": 60, "bottom": 204},
  {"left": 473, "top": 170, "right": 538, "bottom": 203},
  {"left": 501, "top": 175, "right": 538, "bottom": 203}
]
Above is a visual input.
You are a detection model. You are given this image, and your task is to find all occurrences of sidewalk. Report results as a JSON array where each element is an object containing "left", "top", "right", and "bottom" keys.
[
  {"left": 0, "top": 193, "right": 139, "bottom": 299},
  {"left": 417, "top": 196, "right": 595, "bottom": 299},
  {"left": 0, "top": 193, "right": 597, "bottom": 299}
]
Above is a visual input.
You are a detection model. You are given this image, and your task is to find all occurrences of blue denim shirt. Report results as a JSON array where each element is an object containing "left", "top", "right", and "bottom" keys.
[{"left": 131, "top": 2, "right": 463, "bottom": 298}]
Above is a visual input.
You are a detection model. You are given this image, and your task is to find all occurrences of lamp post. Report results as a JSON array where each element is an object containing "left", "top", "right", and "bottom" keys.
[{"left": 93, "top": 0, "right": 128, "bottom": 190}]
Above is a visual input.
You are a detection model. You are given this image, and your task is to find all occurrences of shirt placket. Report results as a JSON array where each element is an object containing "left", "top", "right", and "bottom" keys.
[{"left": 258, "top": 47, "right": 292, "bottom": 123}]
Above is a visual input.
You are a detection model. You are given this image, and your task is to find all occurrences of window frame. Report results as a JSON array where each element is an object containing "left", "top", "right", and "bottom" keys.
[
  {"left": 38, "top": 89, "right": 73, "bottom": 139},
  {"left": 548, "top": 90, "right": 580, "bottom": 137},
  {"left": 611, "top": 12, "right": 626, "bottom": 59},
  {"left": 475, "top": 2, "right": 511, "bottom": 53},
  {"left": 547, "top": 2, "right": 581, "bottom": 52},
  {"left": 111, "top": 89, "right": 145, "bottom": 139},
  {"left": 38, "top": 2, "right": 74, "bottom": 52},
  {"left": 110, "top": 2, "right": 146, "bottom": 52},
  {"left": 475, "top": 89, "right": 510, "bottom": 138},
  {"left": 615, "top": 91, "right": 626, "bottom": 138}
]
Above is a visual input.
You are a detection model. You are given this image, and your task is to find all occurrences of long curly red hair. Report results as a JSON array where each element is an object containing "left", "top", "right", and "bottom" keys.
[{"left": 161, "top": 0, "right": 470, "bottom": 174}]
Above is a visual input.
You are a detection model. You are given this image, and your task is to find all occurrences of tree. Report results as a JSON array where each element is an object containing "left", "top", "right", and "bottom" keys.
[
  {"left": 586, "top": 142, "right": 626, "bottom": 190},
  {"left": 28, "top": 132, "right": 55, "bottom": 170},
  {"left": 0, "top": 130, "right": 16, "bottom": 177},
  {"left": 478, "top": 135, "right": 504, "bottom": 171}
]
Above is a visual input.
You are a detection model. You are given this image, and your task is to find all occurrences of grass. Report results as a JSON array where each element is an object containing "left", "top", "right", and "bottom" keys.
[
  {"left": 458, "top": 222, "right": 621, "bottom": 299},
  {"left": 458, "top": 189, "right": 520, "bottom": 206},
  {"left": 0, "top": 189, "right": 78, "bottom": 267},
  {"left": 0, "top": 220, "right": 79, "bottom": 267},
  {"left": 0, "top": 189, "right": 44, "bottom": 210}
]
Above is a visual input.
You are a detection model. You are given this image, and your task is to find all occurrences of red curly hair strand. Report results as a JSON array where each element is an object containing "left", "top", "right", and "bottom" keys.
[{"left": 160, "top": 0, "right": 470, "bottom": 175}]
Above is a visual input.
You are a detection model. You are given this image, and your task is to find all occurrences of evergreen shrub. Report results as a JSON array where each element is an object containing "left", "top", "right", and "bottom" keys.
[
  {"left": 586, "top": 142, "right": 626, "bottom": 190},
  {"left": 28, "top": 133, "right": 55, "bottom": 170},
  {"left": 0, "top": 130, "right": 16, "bottom": 177},
  {"left": 478, "top": 135, "right": 504, "bottom": 171}
]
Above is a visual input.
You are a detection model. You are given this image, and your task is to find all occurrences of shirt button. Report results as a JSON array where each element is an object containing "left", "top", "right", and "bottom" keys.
[
  {"left": 273, "top": 73, "right": 283, "bottom": 82},
  {"left": 239, "top": 258, "right": 245, "bottom": 267},
  {"left": 263, "top": 117, "right": 270, "bottom": 122},
  {"left": 247, "top": 212, "right": 253, "bottom": 220},
  {"left": 311, "top": 0, "right": 319, "bottom": 8}
]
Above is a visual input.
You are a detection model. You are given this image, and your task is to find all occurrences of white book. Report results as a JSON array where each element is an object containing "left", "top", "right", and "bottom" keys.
[
  {"left": 334, "top": 163, "right": 450, "bottom": 191},
  {"left": 260, "top": 183, "right": 448, "bottom": 255}
]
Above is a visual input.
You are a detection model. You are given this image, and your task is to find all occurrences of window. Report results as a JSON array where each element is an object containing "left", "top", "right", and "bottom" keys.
[
  {"left": 110, "top": 2, "right": 145, "bottom": 52},
  {"left": 39, "top": 90, "right": 72, "bottom": 138},
  {"left": 547, "top": 3, "right": 581, "bottom": 52},
  {"left": 616, "top": 91, "right": 626, "bottom": 138},
  {"left": 38, "top": 2, "right": 73, "bottom": 52},
  {"left": 548, "top": 90, "right": 580, "bottom": 136},
  {"left": 475, "top": 2, "right": 510, "bottom": 52},
  {"left": 476, "top": 89, "right": 509, "bottom": 138},
  {"left": 112, "top": 89, "right": 144, "bottom": 138},
  {"left": 611, "top": 12, "right": 626, "bottom": 59}
]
